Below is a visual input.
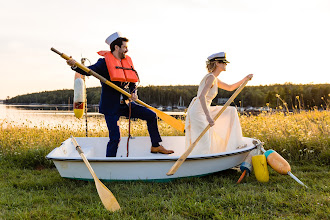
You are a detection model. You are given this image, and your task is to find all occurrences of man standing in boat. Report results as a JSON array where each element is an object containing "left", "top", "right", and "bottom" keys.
[{"left": 66, "top": 32, "right": 174, "bottom": 157}]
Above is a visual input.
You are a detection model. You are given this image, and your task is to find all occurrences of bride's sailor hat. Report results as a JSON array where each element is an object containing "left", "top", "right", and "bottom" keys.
[
  {"left": 207, "top": 52, "right": 230, "bottom": 63},
  {"left": 105, "top": 32, "right": 123, "bottom": 45}
]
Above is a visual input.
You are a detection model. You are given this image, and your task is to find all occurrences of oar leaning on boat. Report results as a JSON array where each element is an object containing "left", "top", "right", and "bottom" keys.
[
  {"left": 167, "top": 78, "right": 252, "bottom": 176},
  {"left": 71, "top": 136, "right": 121, "bottom": 211}
]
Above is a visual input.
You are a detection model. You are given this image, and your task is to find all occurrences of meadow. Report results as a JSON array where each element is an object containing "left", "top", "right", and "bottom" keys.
[{"left": 0, "top": 109, "right": 329, "bottom": 219}]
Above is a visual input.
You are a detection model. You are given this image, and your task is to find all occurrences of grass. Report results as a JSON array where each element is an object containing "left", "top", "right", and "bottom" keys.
[
  {"left": 0, "top": 164, "right": 328, "bottom": 219},
  {"left": 240, "top": 110, "right": 330, "bottom": 164},
  {"left": 0, "top": 110, "right": 329, "bottom": 219}
]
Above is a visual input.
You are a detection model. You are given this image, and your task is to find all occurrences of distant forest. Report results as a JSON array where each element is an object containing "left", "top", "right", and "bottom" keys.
[{"left": 5, "top": 83, "right": 330, "bottom": 110}]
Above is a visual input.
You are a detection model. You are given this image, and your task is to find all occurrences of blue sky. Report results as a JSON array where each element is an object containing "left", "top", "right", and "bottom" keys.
[{"left": 1, "top": 0, "right": 329, "bottom": 99}]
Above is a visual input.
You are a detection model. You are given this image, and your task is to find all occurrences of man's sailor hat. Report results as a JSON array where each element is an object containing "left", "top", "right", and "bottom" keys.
[
  {"left": 207, "top": 52, "right": 230, "bottom": 63},
  {"left": 105, "top": 32, "right": 123, "bottom": 46}
]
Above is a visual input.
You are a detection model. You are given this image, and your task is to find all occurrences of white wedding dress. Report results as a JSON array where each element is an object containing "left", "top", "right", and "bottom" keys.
[{"left": 185, "top": 73, "right": 244, "bottom": 155}]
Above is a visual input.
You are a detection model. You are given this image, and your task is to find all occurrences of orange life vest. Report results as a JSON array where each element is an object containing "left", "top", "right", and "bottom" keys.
[{"left": 97, "top": 51, "right": 139, "bottom": 83}]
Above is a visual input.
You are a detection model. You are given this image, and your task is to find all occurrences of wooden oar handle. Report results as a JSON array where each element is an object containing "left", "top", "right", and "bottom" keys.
[
  {"left": 76, "top": 145, "right": 84, "bottom": 155},
  {"left": 51, "top": 47, "right": 72, "bottom": 61},
  {"left": 51, "top": 47, "right": 62, "bottom": 56},
  {"left": 71, "top": 136, "right": 84, "bottom": 154}
]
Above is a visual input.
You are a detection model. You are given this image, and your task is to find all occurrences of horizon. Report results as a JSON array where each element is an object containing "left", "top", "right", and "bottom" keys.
[{"left": 3, "top": 81, "right": 329, "bottom": 100}]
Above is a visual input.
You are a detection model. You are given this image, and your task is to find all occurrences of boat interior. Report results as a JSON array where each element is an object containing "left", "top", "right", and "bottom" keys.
[{"left": 47, "top": 136, "right": 256, "bottom": 160}]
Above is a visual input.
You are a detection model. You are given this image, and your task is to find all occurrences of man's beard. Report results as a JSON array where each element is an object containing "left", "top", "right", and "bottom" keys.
[{"left": 119, "top": 52, "right": 126, "bottom": 59}]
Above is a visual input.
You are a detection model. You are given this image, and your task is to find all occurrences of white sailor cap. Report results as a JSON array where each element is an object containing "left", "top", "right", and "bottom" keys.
[
  {"left": 207, "top": 52, "right": 230, "bottom": 63},
  {"left": 105, "top": 32, "right": 123, "bottom": 46}
]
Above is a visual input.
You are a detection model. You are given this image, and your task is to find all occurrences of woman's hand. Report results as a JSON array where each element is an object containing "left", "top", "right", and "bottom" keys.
[
  {"left": 245, "top": 74, "right": 253, "bottom": 80},
  {"left": 206, "top": 115, "right": 215, "bottom": 127}
]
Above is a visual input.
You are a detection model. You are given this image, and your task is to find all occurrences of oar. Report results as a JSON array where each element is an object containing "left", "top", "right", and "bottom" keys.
[
  {"left": 51, "top": 48, "right": 185, "bottom": 132},
  {"left": 166, "top": 78, "right": 251, "bottom": 176},
  {"left": 70, "top": 136, "right": 121, "bottom": 211}
]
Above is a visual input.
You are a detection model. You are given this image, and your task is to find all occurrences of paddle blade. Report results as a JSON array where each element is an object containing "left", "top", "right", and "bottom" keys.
[
  {"left": 149, "top": 106, "right": 185, "bottom": 132},
  {"left": 71, "top": 136, "right": 121, "bottom": 211},
  {"left": 95, "top": 178, "right": 121, "bottom": 211}
]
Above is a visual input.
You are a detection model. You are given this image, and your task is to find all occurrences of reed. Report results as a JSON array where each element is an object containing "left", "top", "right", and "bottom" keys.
[
  {"left": 240, "top": 110, "right": 329, "bottom": 164},
  {"left": 0, "top": 109, "right": 329, "bottom": 169}
]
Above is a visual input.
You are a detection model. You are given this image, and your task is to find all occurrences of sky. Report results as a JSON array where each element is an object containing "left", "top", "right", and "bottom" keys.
[{"left": 1, "top": 0, "right": 329, "bottom": 99}]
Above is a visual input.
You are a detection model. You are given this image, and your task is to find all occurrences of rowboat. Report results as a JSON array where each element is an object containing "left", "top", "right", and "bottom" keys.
[{"left": 46, "top": 136, "right": 257, "bottom": 181}]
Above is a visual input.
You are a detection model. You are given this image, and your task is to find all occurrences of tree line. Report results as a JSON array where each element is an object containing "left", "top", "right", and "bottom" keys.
[{"left": 5, "top": 83, "right": 330, "bottom": 110}]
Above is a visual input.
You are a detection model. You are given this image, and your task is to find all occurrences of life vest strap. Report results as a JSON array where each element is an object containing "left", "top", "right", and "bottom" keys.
[{"left": 116, "top": 66, "right": 136, "bottom": 72}]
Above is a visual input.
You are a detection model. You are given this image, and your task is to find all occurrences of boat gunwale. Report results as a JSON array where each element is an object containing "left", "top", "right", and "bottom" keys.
[{"left": 46, "top": 145, "right": 256, "bottom": 162}]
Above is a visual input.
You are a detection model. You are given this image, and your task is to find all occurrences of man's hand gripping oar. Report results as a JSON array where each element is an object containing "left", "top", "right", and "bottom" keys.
[
  {"left": 166, "top": 77, "right": 252, "bottom": 176},
  {"left": 51, "top": 47, "right": 185, "bottom": 132}
]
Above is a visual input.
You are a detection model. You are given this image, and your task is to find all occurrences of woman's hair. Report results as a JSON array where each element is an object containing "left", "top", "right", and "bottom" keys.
[
  {"left": 110, "top": 37, "right": 129, "bottom": 52},
  {"left": 206, "top": 60, "right": 217, "bottom": 72},
  {"left": 206, "top": 59, "right": 225, "bottom": 72}
]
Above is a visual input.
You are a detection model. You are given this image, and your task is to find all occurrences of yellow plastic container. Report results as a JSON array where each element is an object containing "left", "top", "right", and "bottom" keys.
[{"left": 252, "top": 154, "right": 269, "bottom": 182}]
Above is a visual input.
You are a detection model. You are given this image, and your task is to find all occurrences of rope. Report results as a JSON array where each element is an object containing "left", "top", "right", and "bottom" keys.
[
  {"left": 126, "top": 97, "right": 132, "bottom": 157},
  {"left": 81, "top": 58, "right": 88, "bottom": 137},
  {"left": 117, "top": 65, "right": 140, "bottom": 157}
]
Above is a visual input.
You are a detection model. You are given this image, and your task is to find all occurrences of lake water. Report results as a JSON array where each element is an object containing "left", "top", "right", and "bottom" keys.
[
  {"left": 0, "top": 104, "right": 184, "bottom": 131},
  {"left": 0, "top": 103, "right": 107, "bottom": 131}
]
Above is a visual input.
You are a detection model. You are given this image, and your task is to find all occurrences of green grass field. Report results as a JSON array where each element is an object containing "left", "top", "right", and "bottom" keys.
[{"left": 0, "top": 110, "right": 329, "bottom": 219}]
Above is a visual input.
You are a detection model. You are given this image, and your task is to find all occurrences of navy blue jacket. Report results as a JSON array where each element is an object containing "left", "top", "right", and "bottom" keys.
[{"left": 74, "top": 58, "right": 137, "bottom": 115}]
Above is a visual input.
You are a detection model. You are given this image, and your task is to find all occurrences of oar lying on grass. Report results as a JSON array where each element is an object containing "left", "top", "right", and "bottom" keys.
[
  {"left": 166, "top": 78, "right": 251, "bottom": 176},
  {"left": 51, "top": 47, "right": 185, "bottom": 132},
  {"left": 71, "top": 136, "right": 121, "bottom": 211}
]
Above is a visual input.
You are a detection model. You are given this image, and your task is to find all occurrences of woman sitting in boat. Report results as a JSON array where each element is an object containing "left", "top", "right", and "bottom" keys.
[{"left": 185, "top": 52, "right": 253, "bottom": 155}]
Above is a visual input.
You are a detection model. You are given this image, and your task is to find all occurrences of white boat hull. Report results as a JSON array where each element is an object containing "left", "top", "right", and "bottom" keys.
[{"left": 46, "top": 136, "right": 257, "bottom": 181}]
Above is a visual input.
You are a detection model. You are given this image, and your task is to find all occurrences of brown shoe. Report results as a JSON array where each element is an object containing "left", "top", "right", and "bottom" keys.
[{"left": 151, "top": 145, "right": 174, "bottom": 154}]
